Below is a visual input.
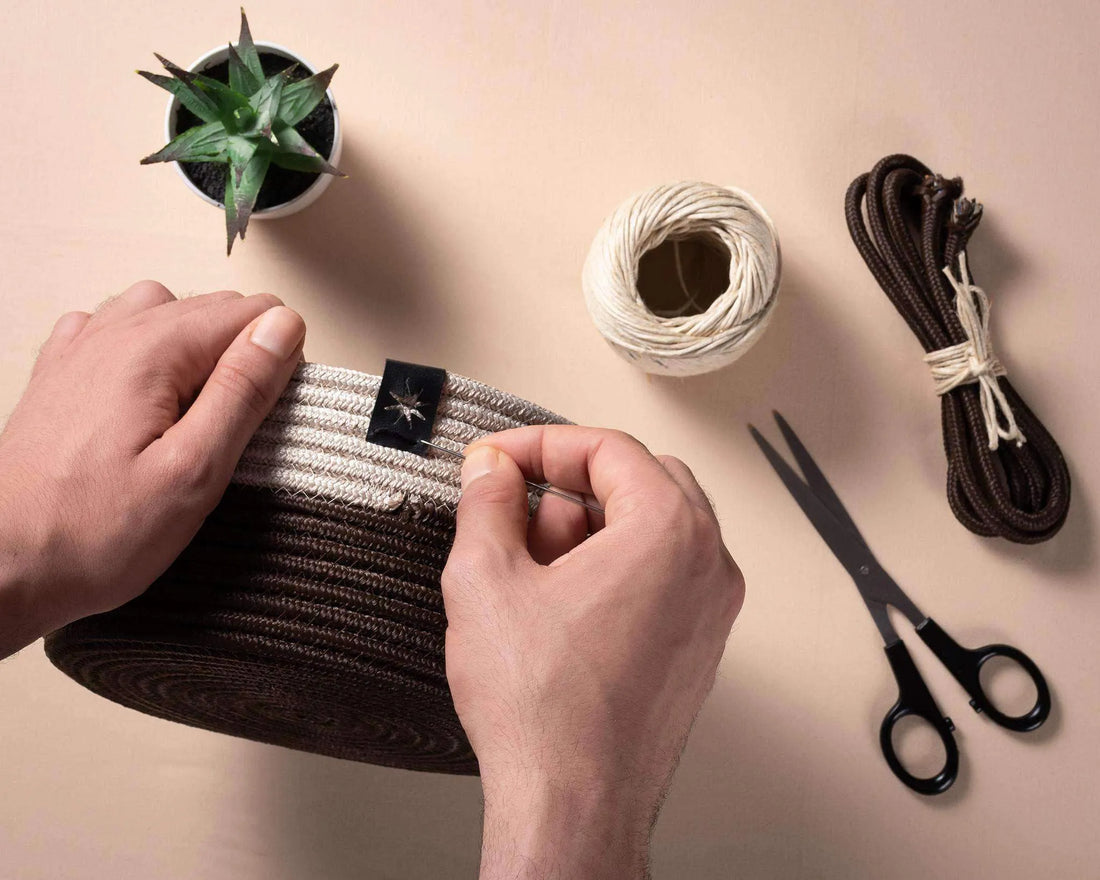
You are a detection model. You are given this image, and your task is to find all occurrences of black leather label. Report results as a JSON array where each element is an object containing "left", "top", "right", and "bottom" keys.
[{"left": 365, "top": 359, "right": 447, "bottom": 455}]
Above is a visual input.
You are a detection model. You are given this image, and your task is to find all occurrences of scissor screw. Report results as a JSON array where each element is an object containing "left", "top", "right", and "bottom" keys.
[{"left": 859, "top": 565, "right": 870, "bottom": 575}]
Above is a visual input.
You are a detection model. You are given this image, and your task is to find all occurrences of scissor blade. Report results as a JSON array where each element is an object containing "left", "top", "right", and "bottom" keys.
[
  {"left": 772, "top": 411, "right": 869, "bottom": 549},
  {"left": 749, "top": 424, "right": 923, "bottom": 645},
  {"left": 749, "top": 426, "right": 874, "bottom": 574}
]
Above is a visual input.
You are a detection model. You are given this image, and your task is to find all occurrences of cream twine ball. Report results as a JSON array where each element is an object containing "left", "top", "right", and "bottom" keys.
[{"left": 582, "top": 181, "right": 781, "bottom": 376}]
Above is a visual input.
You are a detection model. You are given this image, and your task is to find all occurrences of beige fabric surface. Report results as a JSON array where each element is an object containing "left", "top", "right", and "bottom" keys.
[{"left": 1, "top": 1, "right": 1097, "bottom": 878}]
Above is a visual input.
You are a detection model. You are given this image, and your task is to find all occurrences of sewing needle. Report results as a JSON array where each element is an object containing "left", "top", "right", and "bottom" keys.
[{"left": 420, "top": 439, "right": 605, "bottom": 515}]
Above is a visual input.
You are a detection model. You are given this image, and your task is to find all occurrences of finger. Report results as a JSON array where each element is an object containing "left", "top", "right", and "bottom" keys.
[
  {"left": 154, "top": 288, "right": 244, "bottom": 318},
  {"left": 143, "top": 305, "right": 305, "bottom": 490},
  {"left": 158, "top": 293, "right": 285, "bottom": 391},
  {"left": 90, "top": 280, "right": 176, "bottom": 324},
  {"left": 33, "top": 310, "right": 91, "bottom": 373},
  {"left": 449, "top": 445, "right": 533, "bottom": 571},
  {"left": 656, "top": 454, "right": 719, "bottom": 520},
  {"left": 527, "top": 492, "right": 589, "bottom": 565},
  {"left": 467, "top": 425, "right": 676, "bottom": 516}
]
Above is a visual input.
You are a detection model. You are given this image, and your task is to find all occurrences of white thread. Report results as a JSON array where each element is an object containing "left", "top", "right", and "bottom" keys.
[
  {"left": 924, "top": 252, "right": 1025, "bottom": 451},
  {"left": 582, "top": 181, "right": 781, "bottom": 376}
]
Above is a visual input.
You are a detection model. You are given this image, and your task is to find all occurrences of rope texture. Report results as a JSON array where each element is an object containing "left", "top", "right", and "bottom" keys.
[
  {"left": 583, "top": 181, "right": 781, "bottom": 376},
  {"left": 44, "top": 362, "right": 569, "bottom": 774},
  {"left": 845, "top": 154, "right": 1070, "bottom": 543}
]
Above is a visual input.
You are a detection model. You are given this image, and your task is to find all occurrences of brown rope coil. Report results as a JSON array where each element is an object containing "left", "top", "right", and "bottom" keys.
[
  {"left": 845, "top": 154, "right": 1071, "bottom": 543},
  {"left": 44, "top": 363, "right": 568, "bottom": 774}
]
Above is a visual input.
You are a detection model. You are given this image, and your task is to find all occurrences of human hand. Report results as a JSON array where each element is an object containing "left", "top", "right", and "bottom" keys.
[
  {"left": 441, "top": 426, "right": 744, "bottom": 879},
  {"left": 0, "top": 281, "right": 305, "bottom": 657}
]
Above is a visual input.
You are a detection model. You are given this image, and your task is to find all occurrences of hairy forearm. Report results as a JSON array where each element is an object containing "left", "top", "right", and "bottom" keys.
[
  {"left": 479, "top": 772, "right": 655, "bottom": 880},
  {"left": 0, "top": 545, "right": 44, "bottom": 659},
  {"left": 0, "top": 462, "right": 52, "bottom": 659}
]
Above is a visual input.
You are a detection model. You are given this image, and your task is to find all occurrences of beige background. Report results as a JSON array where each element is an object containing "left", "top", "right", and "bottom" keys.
[{"left": 1, "top": 0, "right": 1097, "bottom": 877}]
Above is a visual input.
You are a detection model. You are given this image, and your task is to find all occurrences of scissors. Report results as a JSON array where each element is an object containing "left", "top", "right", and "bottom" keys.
[{"left": 749, "top": 412, "right": 1051, "bottom": 795}]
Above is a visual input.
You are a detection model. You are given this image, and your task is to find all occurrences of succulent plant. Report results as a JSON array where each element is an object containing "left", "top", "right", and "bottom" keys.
[{"left": 139, "top": 10, "right": 343, "bottom": 254}]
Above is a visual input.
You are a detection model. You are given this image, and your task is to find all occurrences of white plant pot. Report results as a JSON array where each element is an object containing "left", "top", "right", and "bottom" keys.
[{"left": 163, "top": 40, "right": 343, "bottom": 220}]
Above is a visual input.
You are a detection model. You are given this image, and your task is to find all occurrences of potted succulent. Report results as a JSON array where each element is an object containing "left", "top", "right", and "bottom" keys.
[{"left": 139, "top": 10, "right": 344, "bottom": 254}]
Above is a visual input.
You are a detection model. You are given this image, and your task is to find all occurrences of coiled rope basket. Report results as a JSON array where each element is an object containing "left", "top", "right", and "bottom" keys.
[{"left": 44, "top": 362, "right": 568, "bottom": 775}]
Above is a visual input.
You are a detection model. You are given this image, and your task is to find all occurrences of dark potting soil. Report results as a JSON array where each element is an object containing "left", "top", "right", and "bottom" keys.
[{"left": 173, "top": 52, "right": 336, "bottom": 210}]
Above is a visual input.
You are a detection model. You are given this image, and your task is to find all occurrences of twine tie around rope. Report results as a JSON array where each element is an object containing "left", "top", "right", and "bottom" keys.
[{"left": 924, "top": 252, "right": 1025, "bottom": 451}]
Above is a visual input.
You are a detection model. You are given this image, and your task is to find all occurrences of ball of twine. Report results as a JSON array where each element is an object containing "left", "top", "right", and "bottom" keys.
[{"left": 583, "top": 181, "right": 781, "bottom": 376}]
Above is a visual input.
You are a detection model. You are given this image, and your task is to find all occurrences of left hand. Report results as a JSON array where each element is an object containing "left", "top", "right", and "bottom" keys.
[{"left": 0, "top": 281, "right": 306, "bottom": 656}]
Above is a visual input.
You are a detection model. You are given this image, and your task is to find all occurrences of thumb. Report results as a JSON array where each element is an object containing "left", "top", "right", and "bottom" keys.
[
  {"left": 148, "top": 305, "right": 305, "bottom": 489},
  {"left": 450, "top": 444, "right": 532, "bottom": 567}
]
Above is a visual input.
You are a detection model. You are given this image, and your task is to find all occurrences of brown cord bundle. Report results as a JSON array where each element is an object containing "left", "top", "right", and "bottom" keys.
[
  {"left": 845, "top": 154, "right": 1070, "bottom": 543},
  {"left": 44, "top": 362, "right": 568, "bottom": 774}
]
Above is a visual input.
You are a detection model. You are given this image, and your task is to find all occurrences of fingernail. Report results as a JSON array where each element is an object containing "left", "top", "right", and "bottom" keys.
[
  {"left": 250, "top": 307, "right": 305, "bottom": 359},
  {"left": 461, "top": 445, "right": 499, "bottom": 489}
]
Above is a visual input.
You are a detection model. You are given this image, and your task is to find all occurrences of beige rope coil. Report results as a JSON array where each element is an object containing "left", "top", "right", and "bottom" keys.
[{"left": 583, "top": 181, "right": 781, "bottom": 376}]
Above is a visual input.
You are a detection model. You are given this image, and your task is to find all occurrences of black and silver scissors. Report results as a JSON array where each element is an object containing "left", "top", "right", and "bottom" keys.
[{"left": 750, "top": 412, "right": 1051, "bottom": 795}]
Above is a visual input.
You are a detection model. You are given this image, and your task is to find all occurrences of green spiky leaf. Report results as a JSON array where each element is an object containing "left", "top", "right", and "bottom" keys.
[
  {"left": 226, "top": 135, "right": 260, "bottom": 184},
  {"left": 225, "top": 149, "right": 271, "bottom": 255},
  {"left": 141, "top": 121, "right": 229, "bottom": 164},
  {"left": 248, "top": 70, "right": 287, "bottom": 139},
  {"left": 270, "top": 124, "right": 344, "bottom": 176},
  {"left": 277, "top": 64, "right": 338, "bottom": 126},
  {"left": 151, "top": 54, "right": 224, "bottom": 119},
  {"left": 235, "top": 8, "right": 264, "bottom": 82},
  {"left": 137, "top": 69, "right": 219, "bottom": 123},
  {"left": 232, "top": 105, "right": 256, "bottom": 130},
  {"left": 268, "top": 151, "right": 332, "bottom": 174},
  {"left": 227, "top": 43, "right": 260, "bottom": 94},
  {"left": 191, "top": 72, "right": 252, "bottom": 117},
  {"left": 154, "top": 52, "right": 196, "bottom": 80}
]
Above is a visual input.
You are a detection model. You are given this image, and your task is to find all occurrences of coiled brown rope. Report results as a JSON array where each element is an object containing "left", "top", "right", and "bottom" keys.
[
  {"left": 46, "top": 485, "right": 476, "bottom": 772},
  {"left": 845, "top": 154, "right": 1070, "bottom": 543},
  {"left": 45, "top": 363, "right": 569, "bottom": 773}
]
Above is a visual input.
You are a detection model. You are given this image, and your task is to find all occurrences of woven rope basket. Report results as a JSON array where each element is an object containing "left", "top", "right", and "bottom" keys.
[{"left": 44, "top": 362, "right": 568, "bottom": 775}]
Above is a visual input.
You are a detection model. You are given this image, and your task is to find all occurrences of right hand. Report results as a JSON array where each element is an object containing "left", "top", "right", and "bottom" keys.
[{"left": 441, "top": 426, "right": 744, "bottom": 878}]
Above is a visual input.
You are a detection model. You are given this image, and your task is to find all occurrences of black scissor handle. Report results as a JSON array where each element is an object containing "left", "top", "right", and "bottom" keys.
[
  {"left": 917, "top": 618, "right": 1051, "bottom": 732},
  {"left": 880, "top": 640, "right": 959, "bottom": 795}
]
